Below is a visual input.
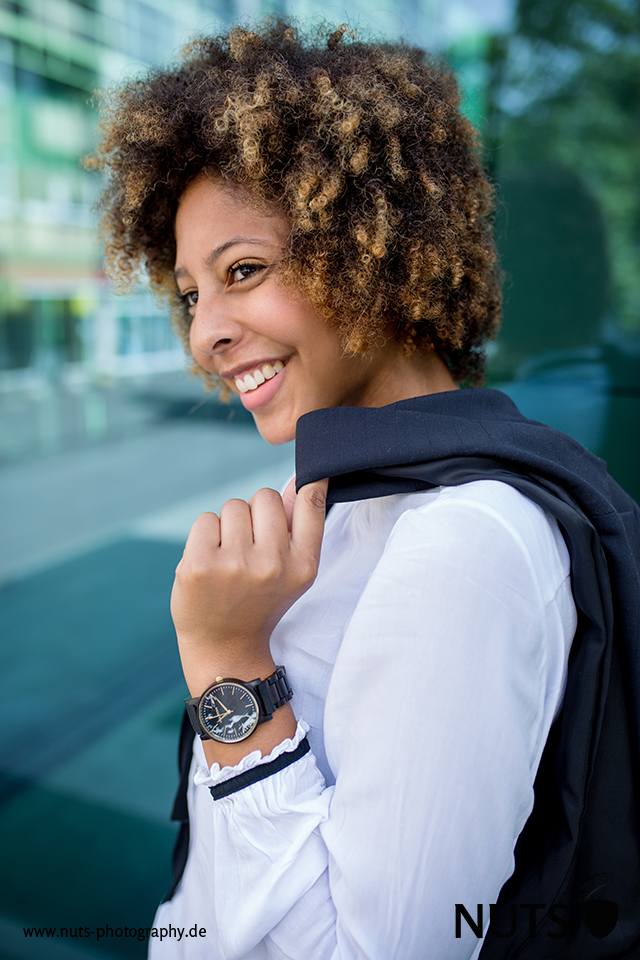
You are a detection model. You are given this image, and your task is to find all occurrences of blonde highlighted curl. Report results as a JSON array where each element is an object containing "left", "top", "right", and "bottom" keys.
[{"left": 87, "top": 19, "right": 501, "bottom": 386}]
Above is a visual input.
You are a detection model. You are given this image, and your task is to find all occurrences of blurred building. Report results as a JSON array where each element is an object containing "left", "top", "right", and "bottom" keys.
[
  {"left": 0, "top": 0, "right": 246, "bottom": 392},
  {"left": 0, "top": 0, "right": 501, "bottom": 395}
]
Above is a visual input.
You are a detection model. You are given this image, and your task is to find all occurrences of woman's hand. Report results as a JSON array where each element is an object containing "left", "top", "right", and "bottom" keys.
[{"left": 171, "top": 477, "right": 328, "bottom": 697}]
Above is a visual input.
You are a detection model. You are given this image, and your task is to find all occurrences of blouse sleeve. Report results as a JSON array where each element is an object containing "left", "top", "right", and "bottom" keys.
[{"left": 155, "top": 486, "right": 575, "bottom": 960}]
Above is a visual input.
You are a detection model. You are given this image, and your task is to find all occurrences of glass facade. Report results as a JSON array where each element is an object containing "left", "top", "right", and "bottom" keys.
[{"left": 0, "top": 0, "right": 638, "bottom": 956}]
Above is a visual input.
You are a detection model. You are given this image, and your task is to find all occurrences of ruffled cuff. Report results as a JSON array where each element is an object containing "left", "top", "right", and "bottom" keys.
[{"left": 194, "top": 719, "right": 310, "bottom": 789}]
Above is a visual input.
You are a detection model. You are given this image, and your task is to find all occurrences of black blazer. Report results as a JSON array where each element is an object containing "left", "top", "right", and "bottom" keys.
[{"left": 296, "top": 388, "right": 640, "bottom": 959}]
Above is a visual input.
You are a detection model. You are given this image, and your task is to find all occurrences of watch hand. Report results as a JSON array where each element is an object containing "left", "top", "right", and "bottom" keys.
[{"left": 213, "top": 696, "right": 232, "bottom": 718}]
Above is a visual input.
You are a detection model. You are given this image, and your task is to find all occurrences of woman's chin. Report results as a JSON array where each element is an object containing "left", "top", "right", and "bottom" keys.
[{"left": 252, "top": 413, "right": 296, "bottom": 446}]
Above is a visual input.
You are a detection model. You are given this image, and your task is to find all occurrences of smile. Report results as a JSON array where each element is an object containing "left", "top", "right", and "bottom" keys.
[{"left": 235, "top": 360, "right": 286, "bottom": 394}]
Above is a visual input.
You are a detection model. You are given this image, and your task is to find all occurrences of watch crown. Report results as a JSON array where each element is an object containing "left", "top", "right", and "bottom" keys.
[{"left": 215, "top": 676, "right": 223, "bottom": 682}]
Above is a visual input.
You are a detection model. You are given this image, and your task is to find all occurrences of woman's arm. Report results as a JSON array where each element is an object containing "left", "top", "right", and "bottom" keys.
[
  {"left": 160, "top": 483, "right": 574, "bottom": 960},
  {"left": 170, "top": 481, "right": 328, "bottom": 767}
]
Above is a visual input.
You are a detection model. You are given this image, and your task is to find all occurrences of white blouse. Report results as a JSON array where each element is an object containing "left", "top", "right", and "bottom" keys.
[{"left": 150, "top": 480, "right": 576, "bottom": 960}]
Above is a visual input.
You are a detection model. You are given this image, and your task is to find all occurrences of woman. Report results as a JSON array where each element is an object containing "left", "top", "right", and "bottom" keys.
[{"left": 90, "top": 21, "right": 640, "bottom": 959}]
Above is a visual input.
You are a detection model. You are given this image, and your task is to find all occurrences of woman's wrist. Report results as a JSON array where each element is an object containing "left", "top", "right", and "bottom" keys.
[
  {"left": 184, "top": 651, "right": 299, "bottom": 767},
  {"left": 201, "top": 702, "right": 298, "bottom": 768},
  {"left": 179, "top": 636, "right": 275, "bottom": 699}
]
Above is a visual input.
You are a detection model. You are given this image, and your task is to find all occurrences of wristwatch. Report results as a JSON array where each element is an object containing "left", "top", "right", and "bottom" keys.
[{"left": 184, "top": 665, "right": 293, "bottom": 743}]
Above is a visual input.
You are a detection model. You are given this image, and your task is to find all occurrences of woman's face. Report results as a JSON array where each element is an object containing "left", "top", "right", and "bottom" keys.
[{"left": 174, "top": 176, "right": 454, "bottom": 445}]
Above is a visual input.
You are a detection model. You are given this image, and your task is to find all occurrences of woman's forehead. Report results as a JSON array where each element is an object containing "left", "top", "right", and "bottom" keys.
[{"left": 174, "top": 176, "right": 288, "bottom": 272}]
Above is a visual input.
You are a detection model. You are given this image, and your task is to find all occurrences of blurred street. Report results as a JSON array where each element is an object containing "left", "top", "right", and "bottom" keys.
[{"left": 0, "top": 371, "right": 294, "bottom": 959}]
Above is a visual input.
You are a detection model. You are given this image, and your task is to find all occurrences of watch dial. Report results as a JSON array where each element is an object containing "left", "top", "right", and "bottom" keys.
[{"left": 200, "top": 683, "right": 260, "bottom": 743}]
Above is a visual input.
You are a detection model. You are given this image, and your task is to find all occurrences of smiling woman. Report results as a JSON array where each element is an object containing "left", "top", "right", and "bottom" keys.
[
  {"left": 89, "top": 18, "right": 640, "bottom": 960},
  {"left": 174, "top": 175, "right": 457, "bottom": 444},
  {"left": 88, "top": 21, "right": 501, "bottom": 390}
]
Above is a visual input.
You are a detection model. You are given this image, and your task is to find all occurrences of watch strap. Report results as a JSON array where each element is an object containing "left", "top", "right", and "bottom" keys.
[
  {"left": 184, "top": 697, "right": 206, "bottom": 739},
  {"left": 248, "top": 665, "right": 294, "bottom": 720}
]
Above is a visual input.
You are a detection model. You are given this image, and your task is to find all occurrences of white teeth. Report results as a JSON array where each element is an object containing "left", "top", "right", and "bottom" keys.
[{"left": 234, "top": 360, "right": 286, "bottom": 394}]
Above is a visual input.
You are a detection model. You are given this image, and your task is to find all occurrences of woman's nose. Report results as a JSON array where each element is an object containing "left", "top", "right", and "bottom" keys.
[{"left": 189, "top": 294, "right": 242, "bottom": 357}]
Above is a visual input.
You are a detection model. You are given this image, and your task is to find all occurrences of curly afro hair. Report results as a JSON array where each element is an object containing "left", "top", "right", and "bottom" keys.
[{"left": 88, "top": 19, "right": 501, "bottom": 387}]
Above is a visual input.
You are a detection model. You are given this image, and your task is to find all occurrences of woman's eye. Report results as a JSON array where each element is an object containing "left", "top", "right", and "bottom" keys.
[
  {"left": 178, "top": 290, "right": 198, "bottom": 308},
  {"left": 229, "top": 263, "right": 264, "bottom": 284}
]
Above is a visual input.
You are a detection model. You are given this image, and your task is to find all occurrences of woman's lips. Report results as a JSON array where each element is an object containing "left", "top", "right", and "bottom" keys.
[{"left": 235, "top": 361, "right": 287, "bottom": 411}]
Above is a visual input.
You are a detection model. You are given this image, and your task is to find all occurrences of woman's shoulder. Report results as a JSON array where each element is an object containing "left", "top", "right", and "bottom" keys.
[
  {"left": 346, "top": 478, "right": 564, "bottom": 540},
  {"left": 381, "top": 479, "right": 572, "bottom": 602},
  {"left": 323, "top": 478, "right": 572, "bottom": 612}
]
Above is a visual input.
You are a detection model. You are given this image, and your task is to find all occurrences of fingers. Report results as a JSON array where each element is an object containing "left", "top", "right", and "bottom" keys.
[
  {"left": 172, "top": 483, "right": 328, "bottom": 655},
  {"left": 175, "top": 512, "right": 221, "bottom": 600},
  {"left": 282, "top": 477, "right": 297, "bottom": 532},
  {"left": 219, "top": 498, "right": 254, "bottom": 550},
  {"left": 187, "top": 492, "right": 290, "bottom": 557},
  {"left": 182, "top": 481, "right": 326, "bottom": 580},
  {"left": 182, "top": 511, "right": 221, "bottom": 561},
  {"left": 248, "top": 487, "right": 289, "bottom": 546},
  {"left": 290, "top": 478, "right": 328, "bottom": 570}
]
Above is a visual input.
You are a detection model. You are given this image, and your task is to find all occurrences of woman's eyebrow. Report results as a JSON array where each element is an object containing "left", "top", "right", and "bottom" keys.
[{"left": 174, "top": 237, "right": 267, "bottom": 280}]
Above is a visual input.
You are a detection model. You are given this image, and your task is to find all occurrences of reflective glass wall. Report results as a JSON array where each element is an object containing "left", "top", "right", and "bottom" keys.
[
  {"left": 483, "top": 0, "right": 640, "bottom": 501},
  {"left": 0, "top": 0, "right": 638, "bottom": 957}
]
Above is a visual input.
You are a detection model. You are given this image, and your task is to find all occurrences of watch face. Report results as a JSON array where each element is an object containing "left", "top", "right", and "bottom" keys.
[{"left": 199, "top": 682, "right": 260, "bottom": 743}]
